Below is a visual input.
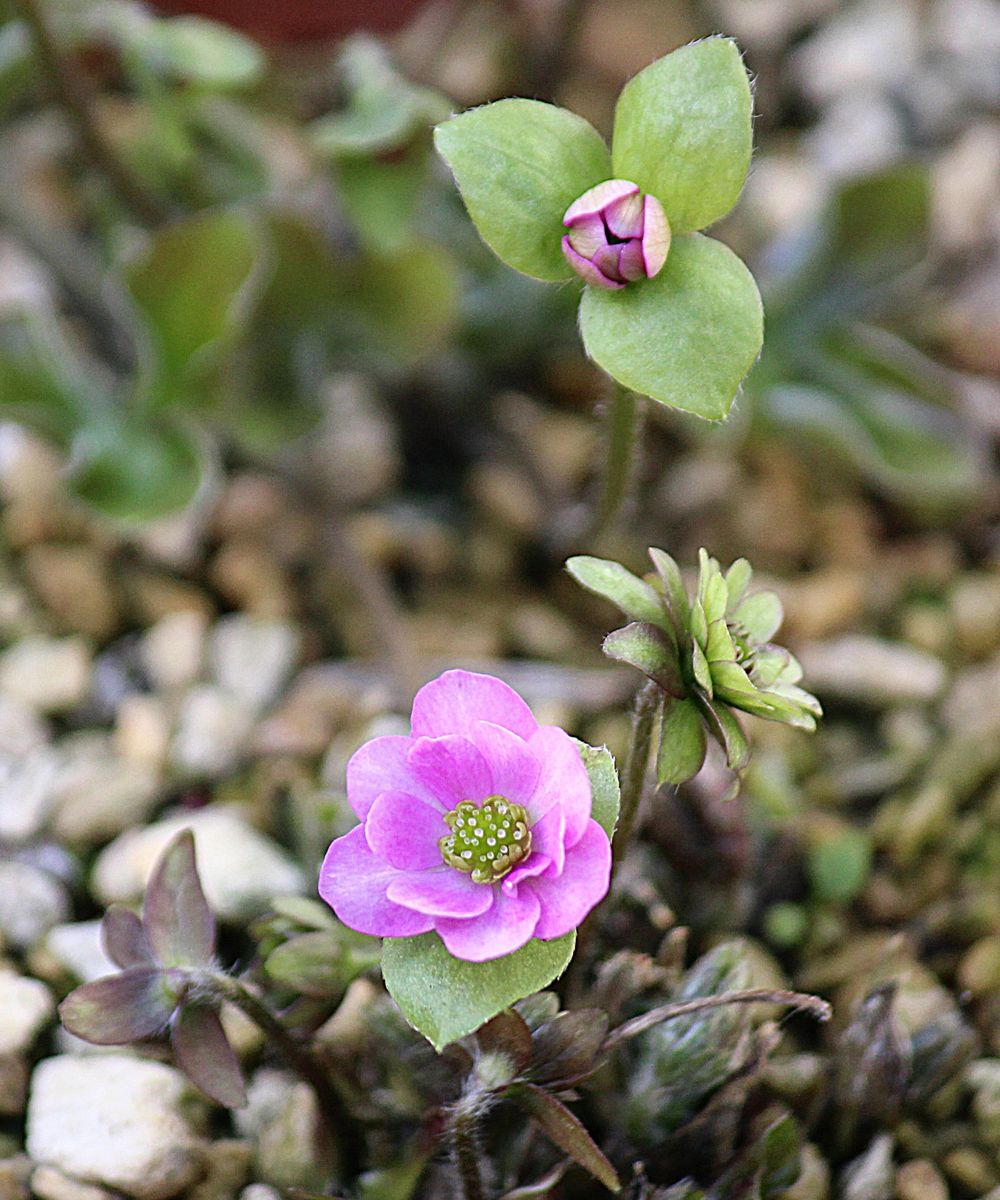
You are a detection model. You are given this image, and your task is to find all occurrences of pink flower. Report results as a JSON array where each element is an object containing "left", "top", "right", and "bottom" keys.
[
  {"left": 561, "top": 179, "right": 671, "bottom": 291},
  {"left": 319, "top": 670, "right": 612, "bottom": 963}
]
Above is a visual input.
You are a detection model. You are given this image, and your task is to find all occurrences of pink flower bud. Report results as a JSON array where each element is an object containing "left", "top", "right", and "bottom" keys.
[{"left": 562, "top": 180, "right": 671, "bottom": 290}]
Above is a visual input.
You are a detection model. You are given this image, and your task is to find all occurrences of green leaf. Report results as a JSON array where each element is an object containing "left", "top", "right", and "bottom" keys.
[
  {"left": 69, "top": 418, "right": 204, "bottom": 522},
  {"left": 152, "top": 17, "right": 265, "bottom": 89},
  {"left": 648, "top": 548, "right": 690, "bottom": 632},
  {"left": 611, "top": 38, "right": 752, "bottom": 235},
  {"left": 435, "top": 99, "right": 611, "bottom": 282},
  {"left": 565, "top": 556, "right": 667, "bottom": 627},
  {"left": 126, "top": 211, "right": 259, "bottom": 409},
  {"left": 807, "top": 828, "right": 872, "bottom": 905},
  {"left": 335, "top": 151, "right": 429, "bottom": 252},
  {"left": 265, "top": 929, "right": 380, "bottom": 997},
  {"left": 579, "top": 234, "right": 763, "bottom": 419},
  {"left": 577, "top": 742, "right": 620, "bottom": 839},
  {"left": 513, "top": 1084, "right": 620, "bottom": 1192},
  {"left": 733, "top": 590, "right": 783, "bottom": 643},
  {"left": 603, "top": 622, "right": 684, "bottom": 697},
  {"left": 0, "top": 22, "right": 35, "bottom": 118},
  {"left": 657, "top": 696, "right": 707, "bottom": 785},
  {"left": 382, "top": 931, "right": 576, "bottom": 1051},
  {"left": 699, "top": 699, "right": 750, "bottom": 772}
]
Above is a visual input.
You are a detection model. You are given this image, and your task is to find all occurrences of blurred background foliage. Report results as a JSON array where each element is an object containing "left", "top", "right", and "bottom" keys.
[{"left": 1, "top": 2, "right": 1000, "bottom": 1198}]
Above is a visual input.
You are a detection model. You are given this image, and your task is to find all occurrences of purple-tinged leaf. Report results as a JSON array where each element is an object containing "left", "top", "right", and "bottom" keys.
[
  {"left": 59, "top": 968, "right": 179, "bottom": 1045},
  {"left": 529, "top": 1010, "right": 609, "bottom": 1085},
  {"left": 477, "top": 1009, "right": 534, "bottom": 1076},
  {"left": 103, "top": 905, "right": 154, "bottom": 969},
  {"left": 603, "top": 622, "right": 684, "bottom": 698},
  {"left": 171, "top": 1004, "right": 247, "bottom": 1109},
  {"left": 513, "top": 1084, "right": 620, "bottom": 1192},
  {"left": 143, "top": 830, "right": 216, "bottom": 968}
]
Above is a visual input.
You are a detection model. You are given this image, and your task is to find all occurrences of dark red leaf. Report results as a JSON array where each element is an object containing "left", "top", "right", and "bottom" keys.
[
  {"left": 477, "top": 1009, "right": 534, "bottom": 1075},
  {"left": 171, "top": 1004, "right": 247, "bottom": 1108},
  {"left": 143, "top": 830, "right": 216, "bottom": 968},
  {"left": 59, "top": 968, "right": 178, "bottom": 1044},
  {"left": 513, "top": 1084, "right": 620, "bottom": 1192}
]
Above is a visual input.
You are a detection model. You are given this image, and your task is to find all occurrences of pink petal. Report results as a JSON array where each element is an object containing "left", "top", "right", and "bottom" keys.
[
  {"left": 469, "top": 721, "right": 541, "bottom": 804},
  {"left": 410, "top": 670, "right": 538, "bottom": 741},
  {"left": 527, "top": 820, "right": 611, "bottom": 941},
  {"left": 641, "top": 195, "right": 671, "bottom": 278},
  {"left": 435, "top": 888, "right": 541, "bottom": 962},
  {"left": 618, "top": 239, "right": 646, "bottom": 282},
  {"left": 605, "top": 191, "right": 644, "bottom": 239},
  {"left": 365, "top": 790, "right": 447, "bottom": 871},
  {"left": 525, "top": 726, "right": 592, "bottom": 846},
  {"left": 319, "top": 826, "right": 434, "bottom": 938},
  {"left": 592, "top": 244, "right": 626, "bottom": 283},
  {"left": 346, "top": 735, "right": 440, "bottom": 819},
  {"left": 387, "top": 869, "right": 494, "bottom": 918},
  {"left": 502, "top": 853, "right": 553, "bottom": 893},
  {"left": 528, "top": 805, "right": 566, "bottom": 876},
  {"left": 566, "top": 214, "right": 608, "bottom": 258},
  {"left": 562, "top": 237, "right": 624, "bottom": 291},
  {"left": 407, "top": 735, "right": 493, "bottom": 807},
  {"left": 564, "top": 179, "right": 639, "bottom": 226}
]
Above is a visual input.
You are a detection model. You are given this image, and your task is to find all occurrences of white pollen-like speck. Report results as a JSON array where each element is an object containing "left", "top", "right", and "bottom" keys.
[
  {"left": 487, "top": 837, "right": 496, "bottom": 846},
  {"left": 462, "top": 850, "right": 472, "bottom": 859},
  {"left": 474, "top": 828, "right": 484, "bottom": 838}
]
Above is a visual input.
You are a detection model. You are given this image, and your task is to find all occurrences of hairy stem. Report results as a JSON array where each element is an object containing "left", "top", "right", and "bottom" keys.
[
  {"left": 603, "top": 988, "right": 832, "bottom": 1052},
  {"left": 207, "top": 973, "right": 359, "bottom": 1175},
  {"left": 612, "top": 679, "right": 662, "bottom": 867},
  {"left": 590, "top": 383, "right": 644, "bottom": 540},
  {"left": 449, "top": 1096, "right": 487, "bottom": 1200},
  {"left": 14, "top": 0, "right": 168, "bottom": 225}
]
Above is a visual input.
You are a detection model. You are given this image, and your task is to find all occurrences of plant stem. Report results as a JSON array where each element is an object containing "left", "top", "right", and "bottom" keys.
[
  {"left": 14, "top": 0, "right": 168, "bottom": 226},
  {"left": 603, "top": 988, "right": 832, "bottom": 1052},
  {"left": 449, "top": 1096, "right": 487, "bottom": 1200},
  {"left": 612, "top": 679, "right": 662, "bottom": 868},
  {"left": 590, "top": 383, "right": 644, "bottom": 540},
  {"left": 208, "top": 973, "right": 360, "bottom": 1176}
]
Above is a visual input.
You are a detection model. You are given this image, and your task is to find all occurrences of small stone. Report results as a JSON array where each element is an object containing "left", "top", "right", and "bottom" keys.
[
  {"left": 92, "top": 807, "right": 304, "bottom": 921},
  {"left": 209, "top": 542, "right": 294, "bottom": 619},
  {"left": 940, "top": 1145, "right": 997, "bottom": 1194},
  {"left": 22, "top": 545, "right": 118, "bottom": 641},
  {"left": 0, "top": 750, "right": 59, "bottom": 843},
  {"left": 0, "top": 1156, "right": 31, "bottom": 1200},
  {"left": 209, "top": 616, "right": 301, "bottom": 713},
  {"left": 30, "top": 1167, "right": 118, "bottom": 1200},
  {"left": 797, "top": 636, "right": 947, "bottom": 706},
  {"left": 127, "top": 573, "right": 215, "bottom": 627},
  {"left": 0, "top": 1057, "right": 29, "bottom": 1117},
  {"left": 466, "top": 463, "right": 544, "bottom": 538},
  {"left": 0, "top": 971, "right": 54, "bottom": 1055},
  {"left": 26, "top": 1055, "right": 207, "bottom": 1200},
  {"left": 309, "top": 375, "right": 400, "bottom": 505},
  {"left": 895, "top": 1159, "right": 948, "bottom": 1200},
  {"left": 238, "top": 1188, "right": 279, "bottom": 1200},
  {"left": 951, "top": 573, "right": 1000, "bottom": 660},
  {"left": 113, "top": 696, "right": 171, "bottom": 771},
  {"left": 0, "top": 696, "right": 49, "bottom": 757},
  {"left": 0, "top": 863, "right": 70, "bottom": 950},
  {"left": 141, "top": 611, "right": 208, "bottom": 692},
  {"left": 0, "top": 636, "right": 91, "bottom": 714},
  {"left": 48, "top": 738, "right": 160, "bottom": 845},
  {"left": 186, "top": 1141, "right": 253, "bottom": 1200},
  {"left": 42, "top": 921, "right": 116, "bottom": 984},
  {"left": 235, "top": 1071, "right": 333, "bottom": 1192},
  {"left": 839, "top": 1133, "right": 894, "bottom": 1200},
  {"left": 170, "top": 687, "right": 255, "bottom": 778}
]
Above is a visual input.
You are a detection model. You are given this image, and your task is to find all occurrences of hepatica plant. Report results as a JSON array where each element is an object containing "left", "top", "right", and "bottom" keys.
[
  {"left": 319, "top": 669, "right": 619, "bottom": 1049},
  {"left": 435, "top": 37, "right": 762, "bottom": 419}
]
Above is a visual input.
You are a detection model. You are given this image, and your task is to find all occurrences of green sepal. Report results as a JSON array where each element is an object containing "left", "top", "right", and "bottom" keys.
[
  {"left": 648, "top": 548, "right": 690, "bottom": 632},
  {"left": 382, "top": 931, "right": 575, "bottom": 1052},
  {"left": 578, "top": 234, "right": 763, "bottom": 419},
  {"left": 577, "top": 741, "right": 621, "bottom": 840},
  {"left": 603, "top": 622, "right": 684, "bottom": 697},
  {"left": 699, "top": 698, "right": 751, "bottom": 772},
  {"left": 434, "top": 98, "right": 611, "bottom": 282},
  {"left": 733, "top": 590, "right": 784, "bottom": 643},
  {"left": 566, "top": 556, "right": 668, "bottom": 628},
  {"left": 691, "top": 640, "right": 713, "bottom": 696},
  {"left": 611, "top": 37, "right": 752, "bottom": 234},
  {"left": 657, "top": 696, "right": 707, "bottom": 785}
]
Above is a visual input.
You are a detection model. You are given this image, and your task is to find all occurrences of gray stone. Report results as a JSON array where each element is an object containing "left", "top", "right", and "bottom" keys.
[
  {"left": 30, "top": 1166, "right": 119, "bottom": 1200},
  {"left": 48, "top": 737, "right": 160, "bottom": 845},
  {"left": 26, "top": 1055, "right": 207, "bottom": 1200},
  {"left": 0, "top": 750, "right": 58, "bottom": 843},
  {"left": 0, "top": 637, "right": 91, "bottom": 715},
  {"left": 92, "top": 808, "right": 304, "bottom": 922},
  {"left": 170, "top": 687, "right": 255, "bottom": 778},
  {"left": 0, "top": 863, "right": 70, "bottom": 949},
  {"left": 0, "top": 696, "right": 49, "bottom": 757},
  {"left": 140, "top": 611, "right": 208, "bottom": 693},
  {"left": 209, "top": 616, "right": 301, "bottom": 713},
  {"left": 43, "top": 922, "right": 117, "bottom": 984},
  {"left": 234, "top": 1071, "right": 331, "bottom": 1192},
  {"left": 797, "top": 636, "right": 947, "bottom": 706},
  {"left": 0, "top": 971, "right": 54, "bottom": 1056}
]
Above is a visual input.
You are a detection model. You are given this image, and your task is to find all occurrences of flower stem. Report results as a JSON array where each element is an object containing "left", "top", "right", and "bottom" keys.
[
  {"left": 14, "top": 0, "right": 168, "bottom": 226},
  {"left": 612, "top": 679, "right": 662, "bottom": 868},
  {"left": 590, "top": 383, "right": 644, "bottom": 540},
  {"left": 449, "top": 1095, "right": 487, "bottom": 1200},
  {"left": 207, "top": 973, "right": 360, "bottom": 1176}
]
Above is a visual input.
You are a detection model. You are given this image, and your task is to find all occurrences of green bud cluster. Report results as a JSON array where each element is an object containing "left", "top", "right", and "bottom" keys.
[
  {"left": 567, "top": 547, "right": 822, "bottom": 785},
  {"left": 439, "top": 798, "right": 532, "bottom": 884}
]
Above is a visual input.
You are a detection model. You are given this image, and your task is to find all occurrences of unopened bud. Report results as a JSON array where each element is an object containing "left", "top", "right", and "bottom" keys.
[{"left": 562, "top": 180, "right": 670, "bottom": 290}]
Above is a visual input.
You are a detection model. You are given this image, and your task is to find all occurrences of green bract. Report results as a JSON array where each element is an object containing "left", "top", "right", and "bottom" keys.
[
  {"left": 434, "top": 37, "right": 762, "bottom": 420},
  {"left": 567, "top": 548, "right": 821, "bottom": 785}
]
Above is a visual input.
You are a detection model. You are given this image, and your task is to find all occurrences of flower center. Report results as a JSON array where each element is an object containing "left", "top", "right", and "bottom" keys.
[
  {"left": 728, "top": 620, "right": 757, "bottom": 669},
  {"left": 439, "top": 797, "right": 532, "bottom": 884}
]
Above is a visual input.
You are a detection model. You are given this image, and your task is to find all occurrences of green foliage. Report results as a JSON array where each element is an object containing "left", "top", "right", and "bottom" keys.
[
  {"left": 611, "top": 38, "right": 752, "bottom": 235},
  {"left": 578, "top": 742, "right": 621, "bottom": 839}
]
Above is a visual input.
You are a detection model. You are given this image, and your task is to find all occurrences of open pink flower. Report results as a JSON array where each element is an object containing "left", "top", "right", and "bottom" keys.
[{"left": 319, "top": 670, "right": 612, "bottom": 962}]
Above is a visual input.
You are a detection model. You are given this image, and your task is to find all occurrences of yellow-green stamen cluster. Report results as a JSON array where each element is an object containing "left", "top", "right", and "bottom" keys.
[{"left": 439, "top": 798, "right": 531, "bottom": 884}]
